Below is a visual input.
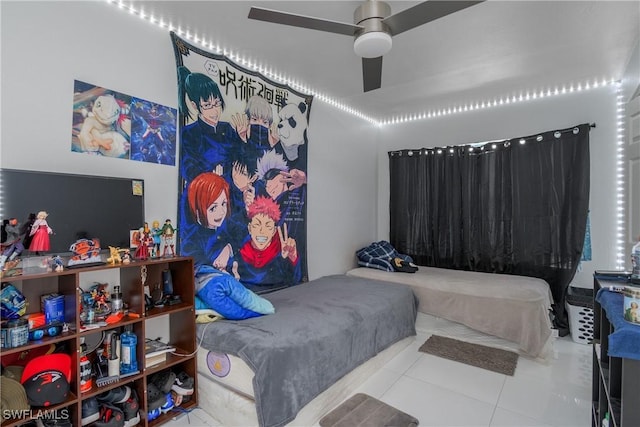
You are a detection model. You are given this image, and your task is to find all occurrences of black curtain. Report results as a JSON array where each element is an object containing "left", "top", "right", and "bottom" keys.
[{"left": 389, "top": 124, "right": 591, "bottom": 333}]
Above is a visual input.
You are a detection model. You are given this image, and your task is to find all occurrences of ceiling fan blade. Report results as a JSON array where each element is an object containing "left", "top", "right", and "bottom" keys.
[
  {"left": 248, "top": 7, "right": 363, "bottom": 36},
  {"left": 362, "top": 57, "right": 383, "bottom": 92},
  {"left": 383, "top": 1, "right": 484, "bottom": 36}
]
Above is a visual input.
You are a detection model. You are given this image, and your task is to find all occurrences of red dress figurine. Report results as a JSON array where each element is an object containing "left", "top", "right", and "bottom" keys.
[
  {"left": 134, "top": 223, "right": 152, "bottom": 260},
  {"left": 29, "top": 211, "right": 53, "bottom": 253}
]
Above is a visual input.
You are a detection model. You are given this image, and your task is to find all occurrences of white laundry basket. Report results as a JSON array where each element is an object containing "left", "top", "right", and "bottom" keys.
[{"left": 565, "top": 286, "right": 594, "bottom": 345}]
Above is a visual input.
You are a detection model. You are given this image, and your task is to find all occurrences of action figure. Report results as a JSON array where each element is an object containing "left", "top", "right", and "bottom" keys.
[
  {"left": 90, "top": 283, "right": 111, "bottom": 314},
  {"left": 121, "top": 249, "right": 132, "bottom": 264},
  {"left": 0, "top": 218, "right": 25, "bottom": 270},
  {"left": 150, "top": 220, "right": 162, "bottom": 257},
  {"left": 29, "top": 211, "right": 53, "bottom": 254},
  {"left": 134, "top": 223, "right": 153, "bottom": 260},
  {"left": 161, "top": 219, "right": 176, "bottom": 257},
  {"left": 44, "top": 255, "right": 64, "bottom": 272}
]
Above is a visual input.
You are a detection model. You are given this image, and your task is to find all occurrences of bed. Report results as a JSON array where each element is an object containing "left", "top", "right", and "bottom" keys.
[
  {"left": 194, "top": 274, "right": 418, "bottom": 427},
  {"left": 346, "top": 266, "right": 553, "bottom": 358}
]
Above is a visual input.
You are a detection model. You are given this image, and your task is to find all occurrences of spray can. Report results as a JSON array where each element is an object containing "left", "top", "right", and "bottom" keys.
[
  {"left": 80, "top": 353, "right": 93, "bottom": 392},
  {"left": 79, "top": 338, "right": 93, "bottom": 393}
]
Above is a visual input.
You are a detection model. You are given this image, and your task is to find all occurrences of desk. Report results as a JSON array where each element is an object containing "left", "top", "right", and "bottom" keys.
[{"left": 592, "top": 276, "right": 640, "bottom": 427}]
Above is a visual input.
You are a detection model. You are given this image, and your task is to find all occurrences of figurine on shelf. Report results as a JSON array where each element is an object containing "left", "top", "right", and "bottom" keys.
[
  {"left": 29, "top": 211, "right": 54, "bottom": 254},
  {"left": 107, "top": 246, "right": 123, "bottom": 265},
  {"left": 134, "top": 222, "right": 153, "bottom": 260},
  {"left": 90, "top": 283, "right": 111, "bottom": 316},
  {"left": 150, "top": 220, "right": 162, "bottom": 258},
  {"left": 161, "top": 218, "right": 177, "bottom": 257},
  {"left": 121, "top": 249, "right": 132, "bottom": 264},
  {"left": 43, "top": 255, "right": 64, "bottom": 272},
  {"left": 0, "top": 218, "right": 25, "bottom": 270}
]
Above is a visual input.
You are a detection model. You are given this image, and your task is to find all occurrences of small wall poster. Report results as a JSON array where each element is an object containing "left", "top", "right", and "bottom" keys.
[{"left": 71, "top": 80, "right": 177, "bottom": 165}]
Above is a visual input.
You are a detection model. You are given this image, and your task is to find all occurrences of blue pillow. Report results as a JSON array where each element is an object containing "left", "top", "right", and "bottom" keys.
[{"left": 195, "top": 265, "right": 275, "bottom": 320}]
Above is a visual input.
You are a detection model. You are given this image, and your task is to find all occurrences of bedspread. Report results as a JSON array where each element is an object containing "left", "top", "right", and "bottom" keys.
[
  {"left": 347, "top": 267, "right": 553, "bottom": 357},
  {"left": 196, "top": 274, "right": 418, "bottom": 427}
]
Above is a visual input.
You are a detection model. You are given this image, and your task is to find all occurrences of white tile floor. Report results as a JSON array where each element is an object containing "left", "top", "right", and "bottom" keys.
[{"left": 163, "top": 312, "right": 592, "bottom": 427}]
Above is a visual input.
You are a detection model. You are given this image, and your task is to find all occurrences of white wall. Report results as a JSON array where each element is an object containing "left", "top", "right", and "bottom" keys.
[
  {"left": 0, "top": 1, "right": 629, "bottom": 287},
  {"left": 0, "top": 1, "right": 378, "bottom": 279},
  {"left": 376, "top": 88, "right": 620, "bottom": 288}
]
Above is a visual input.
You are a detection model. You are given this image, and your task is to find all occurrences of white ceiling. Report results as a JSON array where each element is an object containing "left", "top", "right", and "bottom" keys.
[{"left": 126, "top": 1, "right": 639, "bottom": 120}]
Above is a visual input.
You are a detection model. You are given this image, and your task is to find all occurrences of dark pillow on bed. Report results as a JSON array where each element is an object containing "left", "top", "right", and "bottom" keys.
[
  {"left": 356, "top": 240, "right": 415, "bottom": 272},
  {"left": 195, "top": 265, "right": 275, "bottom": 320}
]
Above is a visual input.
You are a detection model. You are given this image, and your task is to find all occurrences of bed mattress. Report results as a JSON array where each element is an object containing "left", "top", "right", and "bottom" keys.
[
  {"left": 346, "top": 266, "right": 553, "bottom": 358},
  {"left": 196, "top": 335, "right": 414, "bottom": 426},
  {"left": 197, "top": 347, "right": 254, "bottom": 398}
]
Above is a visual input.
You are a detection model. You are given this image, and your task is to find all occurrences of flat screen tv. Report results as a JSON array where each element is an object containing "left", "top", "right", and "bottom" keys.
[{"left": 0, "top": 169, "right": 145, "bottom": 255}]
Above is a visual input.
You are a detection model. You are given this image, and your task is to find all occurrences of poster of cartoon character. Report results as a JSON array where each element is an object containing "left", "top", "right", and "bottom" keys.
[
  {"left": 130, "top": 99, "right": 178, "bottom": 165},
  {"left": 72, "top": 81, "right": 177, "bottom": 165},
  {"left": 171, "top": 32, "right": 312, "bottom": 292},
  {"left": 72, "top": 80, "right": 132, "bottom": 158}
]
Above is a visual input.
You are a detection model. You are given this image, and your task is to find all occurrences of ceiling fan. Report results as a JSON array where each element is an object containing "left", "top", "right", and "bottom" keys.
[{"left": 248, "top": 1, "right": 484, "bottom": 92}]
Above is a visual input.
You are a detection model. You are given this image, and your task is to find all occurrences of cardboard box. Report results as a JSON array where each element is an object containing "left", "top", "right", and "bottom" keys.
[{"left": 41, "top": 293, "right": 65, "bottom": 324}]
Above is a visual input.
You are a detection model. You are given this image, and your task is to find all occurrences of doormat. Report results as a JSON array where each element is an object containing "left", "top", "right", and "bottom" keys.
[
  {"left": 319, "top": 393, "right": 419, "bottom": 427},
  {"left": 419, "top": 335, "right": 518, "bottom": 376}
]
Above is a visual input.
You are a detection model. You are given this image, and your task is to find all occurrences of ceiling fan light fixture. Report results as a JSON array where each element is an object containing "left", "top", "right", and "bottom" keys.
[{"left": 353, "top": 31, "right": 392, "bottom": 58}]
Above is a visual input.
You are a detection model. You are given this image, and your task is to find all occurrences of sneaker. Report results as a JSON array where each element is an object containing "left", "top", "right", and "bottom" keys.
[
  {"left": 97, "top": 385, "right": 131, "bottom": 405},
  {"left": 81, "top": 397, "right": 100, "bottom": 426},
  {"left": 94, "top": 404, "right": 125, "bottom": 427},
  {"left": 118, "top": 389, "right": 140, "bottom": 427},
  {"left": 147, "top": 408, "right": 161, "bottom": 422},
  {"left": 160, "top": 392, "right": 174, "bottom": 413},
  {"left": 146, "top": 383, "right": 165, "bottom": 411},
  {"left": 171, "top": 371, "right": 194, "bottom": 396},
  {"left": 151, "top": 370, "right": 176, "bottom": 394}
]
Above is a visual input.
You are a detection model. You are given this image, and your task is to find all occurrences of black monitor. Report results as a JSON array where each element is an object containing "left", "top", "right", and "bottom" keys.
[{"left": 0, "top": 169, "right": 145, "bottom": 255}]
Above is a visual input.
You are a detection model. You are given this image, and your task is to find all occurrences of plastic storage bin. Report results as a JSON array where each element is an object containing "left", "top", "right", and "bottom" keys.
[{"left": 565, "top": 286, "right": 594, "bottom": 344}]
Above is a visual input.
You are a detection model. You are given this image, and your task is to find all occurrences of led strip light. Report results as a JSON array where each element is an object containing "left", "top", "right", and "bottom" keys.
[
  {"left": 615, "top": 82, "right": 626, "bottom": 270},
  {"left": 108, "top": 0, "right": 627, "bottom": 269},
  {"left": 380, "top": 80, "right": 619, "bottom": 125}
]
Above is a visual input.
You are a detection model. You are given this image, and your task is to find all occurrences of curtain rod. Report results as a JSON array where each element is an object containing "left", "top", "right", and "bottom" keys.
[{"left": 389, "top": 123, "right": 595, "bottom": 157}]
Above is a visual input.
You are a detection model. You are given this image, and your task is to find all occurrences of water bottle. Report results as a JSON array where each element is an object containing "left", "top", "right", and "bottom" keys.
[
  {"left": 120, "top": 325, "right": 138, "bottom": 374},
  {"left": 632, "top": 238, "right": 640, "bottom": 281}
]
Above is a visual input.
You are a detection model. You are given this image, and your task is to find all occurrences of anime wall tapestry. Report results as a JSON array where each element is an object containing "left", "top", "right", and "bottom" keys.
[{"left": 171, "top": 32, "right": 312, "bottom": 293}]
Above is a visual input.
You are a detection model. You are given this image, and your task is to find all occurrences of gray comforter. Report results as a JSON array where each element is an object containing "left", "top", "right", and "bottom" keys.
[{"left": 196, "top": 274, "right": 418, "bottom": 427}]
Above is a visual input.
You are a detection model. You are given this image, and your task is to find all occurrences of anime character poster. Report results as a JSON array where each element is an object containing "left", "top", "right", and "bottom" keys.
[
  {"left": 72, "top": 80, "right": 132, "bottom": 158},
  {"left": 171, "top": 32, "right": 312, "bottom": 293},
  {"left": 130, "top": 99, "right": 178, "bottom": 165},
  {"left": 71, "top": 81, "right": 178, "bottom": 165}
]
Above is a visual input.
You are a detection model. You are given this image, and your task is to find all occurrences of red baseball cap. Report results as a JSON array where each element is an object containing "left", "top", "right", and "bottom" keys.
[{"left": 20, "top": 353, "right": 71, "bottom": 407}]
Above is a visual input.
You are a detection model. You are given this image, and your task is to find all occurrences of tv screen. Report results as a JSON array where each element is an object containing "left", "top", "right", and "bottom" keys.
[{"left": 0, "top": 169, "right": 145, "bottom": 255}]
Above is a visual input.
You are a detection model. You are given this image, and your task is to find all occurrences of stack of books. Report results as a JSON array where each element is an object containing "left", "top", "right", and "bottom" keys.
[{"left": 145, "top": 338, "right": 176, "bottom": 368}]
